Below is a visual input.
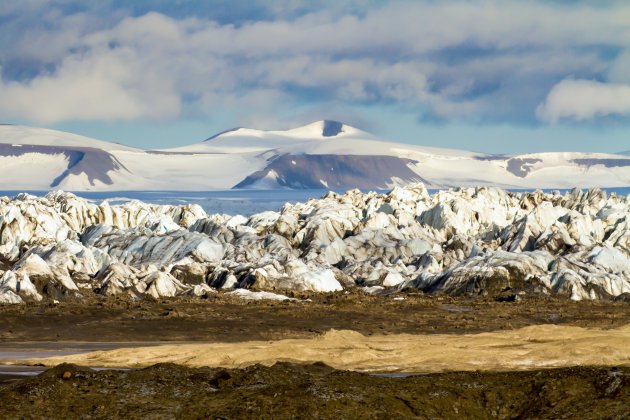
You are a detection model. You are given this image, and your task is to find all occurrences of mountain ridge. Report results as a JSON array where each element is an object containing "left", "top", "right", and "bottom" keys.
[{"left": 0, "top": 122, "right": 628, "bottom": 191}]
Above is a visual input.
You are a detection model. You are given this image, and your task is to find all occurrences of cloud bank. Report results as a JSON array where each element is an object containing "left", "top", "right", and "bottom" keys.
[
  {"left": 538, "top": 79, "right": 630, "bottom": 122},
  {"left": 0, "top": 1, "right": 628, "bottom": 125}
]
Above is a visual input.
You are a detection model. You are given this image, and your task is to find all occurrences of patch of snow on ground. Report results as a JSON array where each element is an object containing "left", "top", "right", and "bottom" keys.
[{"left": 225, "top": 289, "right": 297, "bottom": 301}]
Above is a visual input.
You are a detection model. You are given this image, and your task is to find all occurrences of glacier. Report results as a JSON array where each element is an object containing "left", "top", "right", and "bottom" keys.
[{"left": 0, "top": 184, "right": 628, "bottom": 304}]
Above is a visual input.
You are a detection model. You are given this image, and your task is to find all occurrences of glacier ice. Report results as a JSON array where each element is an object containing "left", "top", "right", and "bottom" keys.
[{"left": 0, "top": 185, "right": 628, "bottom": 303}]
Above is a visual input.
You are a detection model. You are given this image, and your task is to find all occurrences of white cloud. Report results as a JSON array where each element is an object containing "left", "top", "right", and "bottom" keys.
[
  {"left": 1, "top": 1, "right": 630, "bottom": 123},
  {"left": 0, "top": 48, "right": 181, "bottom": 123},
  {"left": 537, "top": 79, "right": 630, "bottom": 122}
]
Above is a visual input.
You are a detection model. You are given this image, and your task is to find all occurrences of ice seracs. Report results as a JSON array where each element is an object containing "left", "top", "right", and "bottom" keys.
[{"left": 0, "top": 184, "right": 628, "bottom": 304}]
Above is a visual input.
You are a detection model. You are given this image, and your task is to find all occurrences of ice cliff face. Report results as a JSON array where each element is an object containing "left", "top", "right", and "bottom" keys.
[{"left": 0, "top": 185, "right": 628, "bottom": 304}]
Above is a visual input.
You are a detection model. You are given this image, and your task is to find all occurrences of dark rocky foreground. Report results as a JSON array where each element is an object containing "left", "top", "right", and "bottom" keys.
[
  {"left": 1, "top": 293, "right": 628, "bottom": 418},
  {"left": 0, "top": 362, "right": 628, "bottom": 419},
  {"left": 1, "top": 292, "right": 629, "bottom": 343}
]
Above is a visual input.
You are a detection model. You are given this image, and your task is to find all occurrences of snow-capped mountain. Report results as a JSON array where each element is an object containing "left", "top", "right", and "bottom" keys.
[
  {"left": 0, "top": 124, "right": 260, "bottom": 190},
  {"left": 0, "top": 121, "right": 628, "bottom": 191},
  {"left": 0, "top": 125, "right": 136, "bottom": 190}
]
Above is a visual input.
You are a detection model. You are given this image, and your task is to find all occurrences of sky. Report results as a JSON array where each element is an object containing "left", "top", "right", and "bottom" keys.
[{"left": 0, "top": 0, "right": 629, "bottom": 153}]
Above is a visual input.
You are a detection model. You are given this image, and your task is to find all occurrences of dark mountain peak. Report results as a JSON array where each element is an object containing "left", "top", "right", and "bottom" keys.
[{"left": 321, "top": 120, "right": 345, "bottom": 137}]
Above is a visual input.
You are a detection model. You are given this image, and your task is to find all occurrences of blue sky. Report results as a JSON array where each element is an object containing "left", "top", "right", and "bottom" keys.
[{"left": 0, "top": 0, "right": 629, "bottom": 153}]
